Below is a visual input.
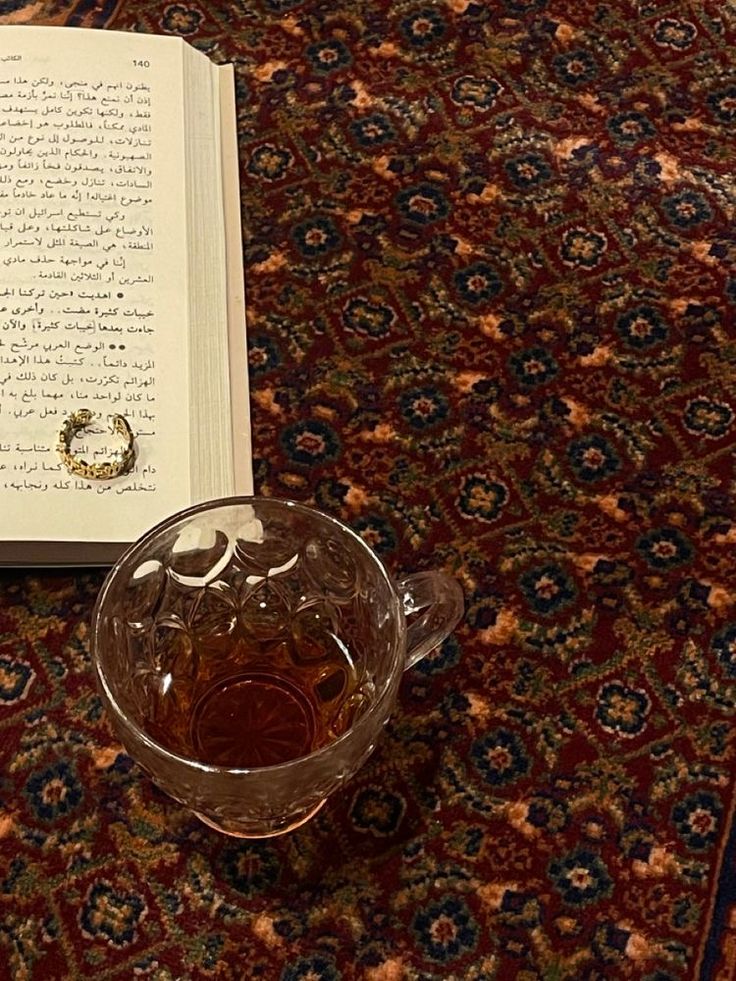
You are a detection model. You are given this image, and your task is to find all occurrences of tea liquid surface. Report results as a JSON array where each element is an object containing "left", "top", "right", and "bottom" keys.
[{"left": 148, "top": 630, "right": 367, "bottom": 768}]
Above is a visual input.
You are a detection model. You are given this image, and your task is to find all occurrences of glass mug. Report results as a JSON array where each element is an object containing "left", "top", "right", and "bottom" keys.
[{"left": 91, "top": 497, "right": 463, "bottom": 837}]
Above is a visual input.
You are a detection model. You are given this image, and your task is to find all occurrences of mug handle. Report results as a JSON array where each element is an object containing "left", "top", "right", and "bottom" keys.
[{"left": 396, "top": 571, "right": 464, "bottom": 669}]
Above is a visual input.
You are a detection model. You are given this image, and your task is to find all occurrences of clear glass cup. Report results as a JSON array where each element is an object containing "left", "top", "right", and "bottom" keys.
[{"left": 91, "top": 497, "right": 463, "bottom": 837}]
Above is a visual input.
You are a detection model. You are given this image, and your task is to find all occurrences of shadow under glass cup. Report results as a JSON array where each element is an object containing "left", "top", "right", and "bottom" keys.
[{"left": 91, "top": 497, "right": 463, "bottom": 838}]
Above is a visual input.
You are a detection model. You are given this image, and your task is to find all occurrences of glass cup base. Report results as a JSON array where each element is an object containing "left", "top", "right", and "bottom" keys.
[{"left": 193, "top": 798, "right": 326, "bottom": 838}]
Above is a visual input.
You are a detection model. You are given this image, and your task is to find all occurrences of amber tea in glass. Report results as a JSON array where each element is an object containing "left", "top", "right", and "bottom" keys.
[
  {"left": 148, "top": 610, "right": 370, "bottom": 769},
  {"left": 92, "top": 497, "right": 463, "bottom": 837}
]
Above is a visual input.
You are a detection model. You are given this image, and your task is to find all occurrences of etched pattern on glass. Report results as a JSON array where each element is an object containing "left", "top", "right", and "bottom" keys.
[{"left": 112, "top": 505, "right": 373, "bottom": 767}]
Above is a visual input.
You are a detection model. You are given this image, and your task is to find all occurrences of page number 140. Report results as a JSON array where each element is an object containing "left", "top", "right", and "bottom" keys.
[{"left": 133, "top": 59, "right": 150, "bottom": 68}]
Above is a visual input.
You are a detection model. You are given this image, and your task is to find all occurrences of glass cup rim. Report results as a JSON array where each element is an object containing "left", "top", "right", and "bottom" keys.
[{"left": 91, "top": 495, "right": 405, "bottom": 776}]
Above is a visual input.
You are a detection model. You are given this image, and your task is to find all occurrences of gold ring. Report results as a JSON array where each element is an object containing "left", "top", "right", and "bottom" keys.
[{"left": 56, "top": 409, "right": 136, "bottom": 481}]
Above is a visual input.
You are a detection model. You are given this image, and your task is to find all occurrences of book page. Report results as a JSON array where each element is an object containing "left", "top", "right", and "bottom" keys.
[
  {"left": 218, "top": 65, "right": 252, "bottom": 496},
  {"left": 182, "top": 47, "right": 235, "bottom": 504},
  {"left": 0, "top": 28, "right": 203, "bottom": 543}
]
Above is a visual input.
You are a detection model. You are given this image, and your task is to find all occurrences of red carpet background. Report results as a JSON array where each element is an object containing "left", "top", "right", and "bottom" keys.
[{"left": 1, "top": 1, "right": 736, "bottom": 978}]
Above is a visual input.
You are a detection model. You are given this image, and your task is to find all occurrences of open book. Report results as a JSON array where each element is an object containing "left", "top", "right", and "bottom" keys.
[{"left": 0, "top": 27, "right": 252, "bottom": 566}]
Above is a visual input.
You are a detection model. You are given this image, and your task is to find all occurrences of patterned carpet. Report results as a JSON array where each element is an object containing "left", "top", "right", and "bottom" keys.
[{"left": 1, "top": 0, "right": 736, "bottom": 978}]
